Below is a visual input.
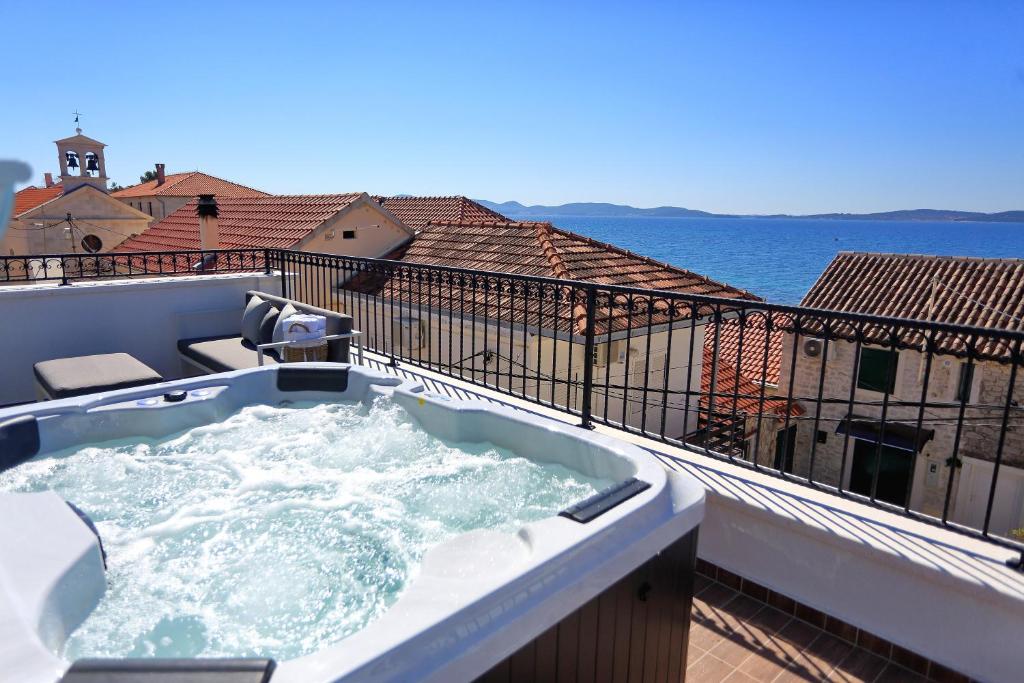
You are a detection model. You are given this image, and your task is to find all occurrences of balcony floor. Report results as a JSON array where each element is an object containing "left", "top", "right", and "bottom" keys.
[{"left": 687, "top": 574, "right": 952, "bottom": 682}]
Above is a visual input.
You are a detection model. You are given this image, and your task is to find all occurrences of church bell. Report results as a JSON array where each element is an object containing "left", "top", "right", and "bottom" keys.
[
  {"left": 86, "top": 156, "right": 100, "bottom": 173},
  {"left": 66, "top": 152, "right": 78, "bottom": 170}
]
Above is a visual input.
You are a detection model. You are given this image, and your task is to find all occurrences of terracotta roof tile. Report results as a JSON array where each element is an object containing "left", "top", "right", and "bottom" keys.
[
  {"left": 116, "top": 194, "right": 364, "bottom": 251},
  {"left": 111, "top": 172, "right": 267, "bottom": 199},
  {"left": 345, "top": 220, "right": 756, "bottom": 334},
  {"left": 371, "top": 196, "right": 505, "bottom": 229},
  {"left": 708, "top": 313, "right": 787, "bottom": 387},
  {"left": 700, "top": 345, "right": 803, "bottom": 425},
  {"left": 802, "top": 252, "right": 1024, "bottom": 356},
  {"left": 13, "top": 185, "right": 64, "bottom": 215}
]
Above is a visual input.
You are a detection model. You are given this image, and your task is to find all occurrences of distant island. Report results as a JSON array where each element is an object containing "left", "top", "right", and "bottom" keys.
[{"left": 478, "top": 200, "right": 1024, "bottom": 224}]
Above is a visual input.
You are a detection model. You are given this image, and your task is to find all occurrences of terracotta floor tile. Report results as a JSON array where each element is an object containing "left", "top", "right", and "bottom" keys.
[
  {"left": 708, "top": 630, "right": 760, "bottom": 667},
  {"left": 745, "top": 606, "right": 794, "bottom": 635},
  {"left": 736, "top": 646, "right": 792, "bottom": 681},
  {"left": 687, "top": 651, "right": 738, "bottom": 682},
  {"left": 788, "top": 634, "right": 855, "bottom": 680},
  {"left": 709, "top": 606, "right": 793, "bottom": 671},
  {"left": 774, "top": 664, "right": 823, "bottom": 682},
  {"left": 874, "top": 663, "right": 928, "bottom": 682},
  {"left": 695, "top": 574, "right": 714, "bottom": 595},
  {"left": 769, "top": 619, "right": 822, "bottom": 664},
  {"left": 694, "top": 582, "right": 741, "bottom": 610},
  {"left": 686, "top": 579, "right": 938, "bottom": 683},
  {"left": 722, "top": 669, "right": 763, "bottom": 683},
  {"left": 689, "top": 620, "right": 728, "bottom": 653},
  {"left": 828, "top": 649, "right": 889, "bottom": 683},
  {"left": 717, "top": 595, "right": 766, "bottom": 625}
]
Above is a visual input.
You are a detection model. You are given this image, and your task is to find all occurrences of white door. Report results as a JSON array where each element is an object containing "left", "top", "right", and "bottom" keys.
[{"left": 953, "top": 457, "right": 1024, "bottom": 539}]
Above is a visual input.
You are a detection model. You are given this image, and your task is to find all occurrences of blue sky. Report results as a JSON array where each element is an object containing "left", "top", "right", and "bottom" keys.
[{"left": 3, "top": 1, "right": 1022, "bottom": 214}]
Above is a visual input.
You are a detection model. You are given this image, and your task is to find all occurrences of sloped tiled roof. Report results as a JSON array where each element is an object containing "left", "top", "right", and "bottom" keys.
[
  {"left": 13, "top": 185, "right": 64, "bottom": 215},
  {"left": 345, "top": 220, "right": 757, "bottom": 334},
  {"left": 804, "top": 252, "right": 1024, "bottom": 328},
  {"left": 111, "top": 172, "right": 267, "bottom": 199},
  {"left": 708, "top": 313, "right": 787, "bottom": 387},
  {"left": 371, "top": 196, "right": 505, "bottom": 229},
  {"left": 116, "top": 194, "right": 363, "bottom": 251},
  {"left": 802, "top": 252, "right": 1024, "bottom": 357},
  {"left": 700, "top": 346, "right": 803, "bottom": 420}
]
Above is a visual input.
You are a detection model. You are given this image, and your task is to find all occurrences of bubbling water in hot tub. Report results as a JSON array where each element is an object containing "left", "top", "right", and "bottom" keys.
[{"left": 0, "top": 396, "right": 613, "bottom": 661}]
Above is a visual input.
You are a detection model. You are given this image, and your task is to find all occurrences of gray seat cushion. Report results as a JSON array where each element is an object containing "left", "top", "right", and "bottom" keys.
[
  {"left": 178, "top": 336, "right": 278, "bottom": 374},
  {"left": 34, "top": 353, "right": 163, "bottom": 399}
]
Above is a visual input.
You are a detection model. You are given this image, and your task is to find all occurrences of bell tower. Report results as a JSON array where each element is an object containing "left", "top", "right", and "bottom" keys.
[{"left": 55, "top": 116, "right": 108, "bottom": 192}]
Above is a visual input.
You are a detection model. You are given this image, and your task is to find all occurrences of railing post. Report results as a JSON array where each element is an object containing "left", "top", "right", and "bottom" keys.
[
  {"left": 59, "top": 257, "right": 70, "bottom": 287},
  {"left": 579, "top": 285, "right": 598, "bottom": 429},
  {"left": 279, "top": 251, "right": 288, "bottom": 299},
  {"left": 263, "top": 248, "right": 272, "bottom": 275}
]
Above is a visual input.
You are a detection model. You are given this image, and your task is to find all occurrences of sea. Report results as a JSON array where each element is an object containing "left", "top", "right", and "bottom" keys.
[{"left": 520, "top": 215, "right": 1024, "bottom": 305}]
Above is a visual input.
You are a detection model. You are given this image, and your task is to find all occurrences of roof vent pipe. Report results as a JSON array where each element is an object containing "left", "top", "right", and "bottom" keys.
[{"left": 196, "top": 194, "right": 219, "bottom": 252}]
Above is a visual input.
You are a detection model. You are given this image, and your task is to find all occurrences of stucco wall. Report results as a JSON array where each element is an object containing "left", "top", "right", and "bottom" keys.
[
  {"left": 116, "top": 195, "right": 191, "bottom": 221},
  {"left": 299, "top": 202, "right": 410, "bottom": 259},
  {"left": 5, "top": 190, "right": 152, "bottom": 256}
]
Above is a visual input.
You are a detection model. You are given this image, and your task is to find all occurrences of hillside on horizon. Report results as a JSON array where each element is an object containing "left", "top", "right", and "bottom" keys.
[{"left": 478, "top": 200, "right": 1024, "bottom": 224}]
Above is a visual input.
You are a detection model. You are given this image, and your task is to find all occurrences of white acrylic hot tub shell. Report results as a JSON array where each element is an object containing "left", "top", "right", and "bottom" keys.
[{"left": 0, "top": 364, "right": 704, "bottom": 683}]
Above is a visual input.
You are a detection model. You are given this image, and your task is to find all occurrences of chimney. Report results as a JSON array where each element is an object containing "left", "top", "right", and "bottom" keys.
[
  {"left": 155, "top": 163, "right": 166, "bottom": 186},
  {"left": 196, "top": 194, "right": 219, "bottom": 251},
  {"left": 44, "top": 173, "right": 54, "bottom": 188}
]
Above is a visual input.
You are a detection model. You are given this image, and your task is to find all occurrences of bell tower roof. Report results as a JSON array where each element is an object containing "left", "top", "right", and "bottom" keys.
[{"left": 54, "top": 132, "right": 107, "bottom": 147}]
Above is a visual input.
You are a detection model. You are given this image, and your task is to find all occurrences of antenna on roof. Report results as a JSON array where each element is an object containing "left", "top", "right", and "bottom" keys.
[{"left": 72, "top": 110, "right": 82, "bottom": 135}]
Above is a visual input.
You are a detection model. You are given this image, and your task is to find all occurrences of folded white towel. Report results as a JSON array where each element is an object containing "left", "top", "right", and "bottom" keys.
[{"left": 282, "top": 314, "right": 327, "bottom": 342}]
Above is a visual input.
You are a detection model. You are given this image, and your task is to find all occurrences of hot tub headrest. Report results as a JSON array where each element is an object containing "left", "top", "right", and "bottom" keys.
[
  {"left": 0, "top": 415, "right": 40, "bottom": 473},
  {"left": 277, "top": 366, "right": 349, "bottom": 393}
]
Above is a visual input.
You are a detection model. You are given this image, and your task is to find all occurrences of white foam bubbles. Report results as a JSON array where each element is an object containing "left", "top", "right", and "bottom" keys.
[{"left": 0, "top": 396, "right": 611, "bottom": 661}]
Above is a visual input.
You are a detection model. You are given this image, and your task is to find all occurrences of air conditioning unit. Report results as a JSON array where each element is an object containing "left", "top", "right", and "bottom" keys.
[{"left": 803, "top": 338, "right": 826, "bottom": 358}]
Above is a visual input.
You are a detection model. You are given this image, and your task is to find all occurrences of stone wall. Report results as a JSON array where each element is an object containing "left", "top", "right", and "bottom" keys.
[{"left": 777, "top": 332, "right": 1024, "bottom": 521}]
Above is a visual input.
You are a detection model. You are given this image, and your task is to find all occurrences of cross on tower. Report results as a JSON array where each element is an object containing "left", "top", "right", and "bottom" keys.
[{"left": 73, "top": 110, "right": 82, "bottom": 134}]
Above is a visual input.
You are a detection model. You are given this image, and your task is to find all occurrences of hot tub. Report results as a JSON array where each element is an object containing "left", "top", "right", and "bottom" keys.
[{"left": 0, "top": 364, "right": 704, "bottom": 683}]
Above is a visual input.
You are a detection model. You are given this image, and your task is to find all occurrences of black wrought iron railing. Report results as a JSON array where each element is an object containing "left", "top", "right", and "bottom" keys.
[
  {"left": 0, "top": 248, "right": 269, "bottom": 285},
  {"left": 5, "top": 248, "right": 1023, "bottom": 559}
]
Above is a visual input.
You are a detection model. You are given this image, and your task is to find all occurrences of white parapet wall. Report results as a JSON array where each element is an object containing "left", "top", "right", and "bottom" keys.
[
  {"left": 0, "top": 273, "right": 281, "bottom": 406},
  {"left": 652, "top": 447, "right": 1024, "bottom": 683}
]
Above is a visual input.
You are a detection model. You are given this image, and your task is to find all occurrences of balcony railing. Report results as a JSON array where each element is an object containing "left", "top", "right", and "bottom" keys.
[
  {"left": 0, "top": 249, "right": 270, "bottom": 285},
  {"left": 5, "top": 248, "right": 1023, "bottom": 561}
]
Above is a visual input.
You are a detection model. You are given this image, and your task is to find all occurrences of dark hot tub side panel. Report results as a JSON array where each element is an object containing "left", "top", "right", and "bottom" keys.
[{"left": 476, "top": 529, "right": 699, "bottom": 683}]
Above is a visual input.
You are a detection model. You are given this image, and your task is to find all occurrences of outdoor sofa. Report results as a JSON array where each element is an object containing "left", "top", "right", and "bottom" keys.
[{"left": 178, "top": 291, "right": 355, "bottom": 375}]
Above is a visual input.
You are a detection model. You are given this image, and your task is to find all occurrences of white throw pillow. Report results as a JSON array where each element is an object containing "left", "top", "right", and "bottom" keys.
[{"left": 272, "top": 303, "right": 299, "bottom": 344}]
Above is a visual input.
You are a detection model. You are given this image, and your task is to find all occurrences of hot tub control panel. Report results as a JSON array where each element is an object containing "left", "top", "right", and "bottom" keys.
[{"left": 93, "top": 385, "right": 229, "bottom": 412}]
